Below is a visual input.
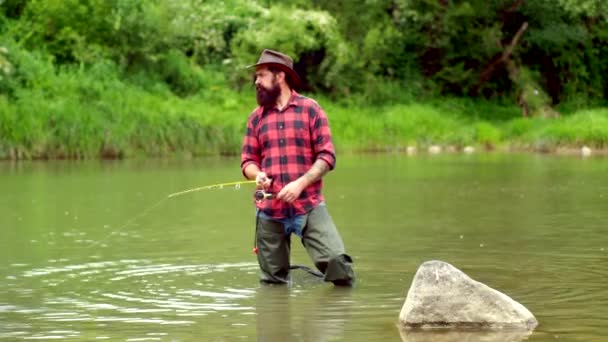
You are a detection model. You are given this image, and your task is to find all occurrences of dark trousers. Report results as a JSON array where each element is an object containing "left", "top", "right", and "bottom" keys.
[{"left": 255, "top": 204, "right": 355, "bottom": 286}]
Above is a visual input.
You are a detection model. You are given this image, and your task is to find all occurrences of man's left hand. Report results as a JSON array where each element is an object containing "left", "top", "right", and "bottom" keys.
[{"left": 277, "top": 180, "right": 305, "bottom": 203}]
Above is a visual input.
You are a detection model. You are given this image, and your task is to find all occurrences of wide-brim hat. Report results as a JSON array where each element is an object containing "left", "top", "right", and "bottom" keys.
[{"left": 247, "top": 49, "right": 301, "bottom": 89}]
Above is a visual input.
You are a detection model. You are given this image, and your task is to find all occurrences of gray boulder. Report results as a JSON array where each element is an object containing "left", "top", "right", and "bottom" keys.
[{"left": 399, "top": 260, "right": 538, "bottom": 330}]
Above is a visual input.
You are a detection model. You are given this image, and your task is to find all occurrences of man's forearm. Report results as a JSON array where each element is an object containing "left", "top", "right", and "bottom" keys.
[
  {"left": 243, "top": 163, "right": 261, "bottom": 180},
  {"left": 299, "top": 159, "right": 330, "bottom": 188}
]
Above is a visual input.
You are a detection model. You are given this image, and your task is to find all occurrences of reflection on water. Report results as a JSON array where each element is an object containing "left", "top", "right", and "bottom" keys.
[
  {"left": 256, "top": 285, "right": 354, "bottom": 342},
  {"left": 1, "top": 155, "right": 608, "bottom": 341},
  {"left": 399, "top": 329, "right": 533, "bottom": 342}
]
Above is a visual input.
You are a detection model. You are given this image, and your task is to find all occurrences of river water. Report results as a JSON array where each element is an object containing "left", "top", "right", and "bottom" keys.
[{"left": 0, "top": 154, "right": 606, "bottom": 341}]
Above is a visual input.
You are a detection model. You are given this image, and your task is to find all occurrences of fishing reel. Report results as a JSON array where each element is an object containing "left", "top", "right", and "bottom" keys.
[{"left": 254, "top": 190, "right": 274, "bottom": 202}]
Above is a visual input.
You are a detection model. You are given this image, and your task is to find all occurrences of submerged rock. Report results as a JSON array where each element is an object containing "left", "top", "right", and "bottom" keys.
[
  {"left": 399, "top": 260, "right": 537, "bottom": 330},
  {"left": 463, "top": 146, "right": 475, "bottom": 154},
  {"left": 428, "top": 145, "right": 442, "bottom": 154},
  {"left": 581, "top": 146, "right": 592, "bottom": 157}
]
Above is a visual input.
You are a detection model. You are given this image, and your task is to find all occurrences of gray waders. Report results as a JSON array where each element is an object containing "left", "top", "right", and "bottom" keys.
[{"left": 255, "top": 204, "right": 355, "bottom": 286}]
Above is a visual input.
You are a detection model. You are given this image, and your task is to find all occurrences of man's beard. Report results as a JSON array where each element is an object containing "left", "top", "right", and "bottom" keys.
[{"left": 256, "top": 81, "right": 281, "bottom": 108}]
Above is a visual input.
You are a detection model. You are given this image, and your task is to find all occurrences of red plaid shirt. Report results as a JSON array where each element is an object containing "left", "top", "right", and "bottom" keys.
[{"left": 241, "top": 90, "right": 336, "bottom": 219}]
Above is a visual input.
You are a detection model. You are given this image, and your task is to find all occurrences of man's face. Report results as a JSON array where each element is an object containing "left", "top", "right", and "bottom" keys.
[{"left": 255, "top": 67, "right": 280, "bottom": 108}]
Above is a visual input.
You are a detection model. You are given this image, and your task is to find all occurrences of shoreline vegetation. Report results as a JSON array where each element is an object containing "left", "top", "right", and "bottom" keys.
[
  {"left": 0, "top": 67, "right": 606, "bottom": 160},
  {"left": 1, "top": 0, "right": 607, "bottom": 160}
]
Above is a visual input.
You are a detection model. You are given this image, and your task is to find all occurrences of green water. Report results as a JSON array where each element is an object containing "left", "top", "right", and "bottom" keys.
[{"left": 0, "top": 154, "right": 607, "bottom": 341}]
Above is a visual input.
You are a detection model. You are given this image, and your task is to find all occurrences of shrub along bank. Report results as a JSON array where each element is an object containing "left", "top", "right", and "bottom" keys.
[{"left": 0, "top": 64, "right": 606, "bottom": 160}]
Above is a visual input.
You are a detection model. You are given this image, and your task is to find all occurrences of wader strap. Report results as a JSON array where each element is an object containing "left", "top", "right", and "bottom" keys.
[{"left": 253, "top": 209, "right": 260, "bottom": 254}]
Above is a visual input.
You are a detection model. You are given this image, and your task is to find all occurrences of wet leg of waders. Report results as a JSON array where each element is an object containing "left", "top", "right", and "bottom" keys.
[
  {"left": 256, "top": 216, "right": 290, "bottom": 284},
  {"left": 302, "top": 205, "right": 354, "bottom": 286}
]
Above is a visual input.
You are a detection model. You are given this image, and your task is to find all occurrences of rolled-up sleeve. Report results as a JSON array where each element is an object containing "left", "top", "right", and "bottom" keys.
[
  {"left": 310, "top": 105, "right": 336, "bottom": 170},
  {"left": 241, "top": 114, "right": 261, "bottom": 177}
]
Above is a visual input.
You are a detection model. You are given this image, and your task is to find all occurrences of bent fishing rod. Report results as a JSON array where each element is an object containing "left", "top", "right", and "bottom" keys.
[
  {"left": 167, "top": 179, "right": 274, "bottom": 202},
  {"left": 167, "top": 180, "right": 257, "bottom": 198},
  {"left": 170, "top": 180, "right": 321, "bottom": 277}
]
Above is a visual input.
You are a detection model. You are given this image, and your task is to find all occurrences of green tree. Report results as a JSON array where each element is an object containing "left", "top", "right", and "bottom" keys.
[{"left": 230, "top": 5, "right": 352, "bottom": 93}]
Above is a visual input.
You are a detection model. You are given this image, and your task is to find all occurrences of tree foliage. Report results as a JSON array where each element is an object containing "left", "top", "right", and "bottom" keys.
[{"left": 1, "top": 0, "right": 607, "bottom": 112}]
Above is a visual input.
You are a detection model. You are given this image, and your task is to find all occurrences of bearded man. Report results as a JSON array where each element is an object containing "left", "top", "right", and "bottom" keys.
[{"left": 240, "top": 49, "right": 355, "bottom": 286}]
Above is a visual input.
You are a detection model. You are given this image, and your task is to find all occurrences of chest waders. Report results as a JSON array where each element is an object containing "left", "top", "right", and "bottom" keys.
[{"left": 253, "top": 191, "right": 355, "bottom": 286}]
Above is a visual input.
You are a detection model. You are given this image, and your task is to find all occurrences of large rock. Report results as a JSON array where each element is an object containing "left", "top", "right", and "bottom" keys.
[{"left": 399, "top": 260, "right": 538, "bottom": 330}]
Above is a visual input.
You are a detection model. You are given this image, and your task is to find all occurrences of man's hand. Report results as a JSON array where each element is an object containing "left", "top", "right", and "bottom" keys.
[
  {"left": 256, "top": 172, "right": 272, "bottom": 190},
  {"left": 277, "top": 179, "right": 305, "bottom": 203}
]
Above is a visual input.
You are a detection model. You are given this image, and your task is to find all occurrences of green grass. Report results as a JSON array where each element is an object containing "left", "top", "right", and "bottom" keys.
[
  {"left": 502, "top": 109, "right": 608, "bottom": 149},
  {"left": 1, "top": 61, "right": 607, "bottom": 159},
  {"left": 0, "top": 62, "right": 254, "bottom": 159}
]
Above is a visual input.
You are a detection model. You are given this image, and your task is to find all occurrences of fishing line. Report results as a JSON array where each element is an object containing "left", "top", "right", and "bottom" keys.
[
  {"left": 86, "top": 180, "right": 258, "bottom": 248},
  {"left": 86, "top": 197, "right": 169, "bottom": 248}
]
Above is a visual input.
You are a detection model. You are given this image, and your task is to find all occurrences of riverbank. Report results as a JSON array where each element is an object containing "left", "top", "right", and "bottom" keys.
[{"left": 1, "top": 69, "right": 606, "bottom": 160}]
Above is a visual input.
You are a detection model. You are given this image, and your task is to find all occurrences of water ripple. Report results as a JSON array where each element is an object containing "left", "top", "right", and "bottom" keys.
[{"left": 1, "top": 258, "right": 259, "bottom": 340}]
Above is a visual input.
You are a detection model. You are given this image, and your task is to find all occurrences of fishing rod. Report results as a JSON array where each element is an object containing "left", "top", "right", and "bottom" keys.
[
  {"left": 167, "top": 180, "right": 257, "bottom": 198},
  {"left": 168, "top": 179, "right": 276, "bottom": 203}
]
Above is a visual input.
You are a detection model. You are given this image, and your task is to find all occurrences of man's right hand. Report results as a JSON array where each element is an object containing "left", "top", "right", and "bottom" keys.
[{"left": 256, "top": 172, "right": 272, "bottom": 190}]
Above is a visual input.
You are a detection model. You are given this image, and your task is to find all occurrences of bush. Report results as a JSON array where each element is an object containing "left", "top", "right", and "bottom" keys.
[
  {"left": 474, "top": 121, "right": 502, "bottom": 148},
  {"left": 157, "top": 50, "right": 205, "bottom": 97}
]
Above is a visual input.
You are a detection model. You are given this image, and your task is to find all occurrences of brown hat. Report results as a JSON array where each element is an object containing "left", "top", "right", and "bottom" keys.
[{"left": 248, "top": 49, "right": 301, "bottom": 88}]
